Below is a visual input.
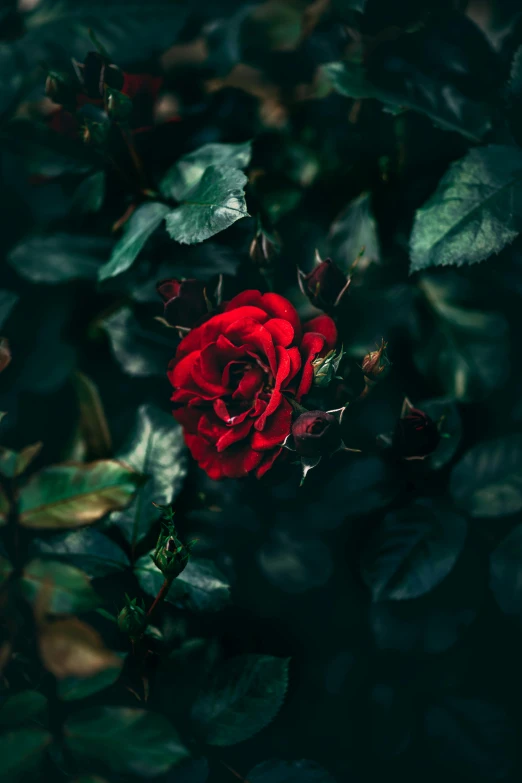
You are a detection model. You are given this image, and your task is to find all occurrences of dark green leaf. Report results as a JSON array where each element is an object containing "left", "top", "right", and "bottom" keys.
[
  {"left": 71, "top": 171, "right": 106, "bottom": 215},
  {"left": 20, "top": 559, "right": 100, "bottom": 614},
  {"left": 102, "top": 307, "right": 175, "bottom": 377},
  {"left": 413, "top": 274, "right": 509, "bottom": 401},
  {"left": 191, "top": 655, "right": 289, "bottom": 746},
  {"left": 64, "top": 707, "right": 189, "bottom": 776},
  {"left": 98, "top": 202, "right": 169, "bottom": 281},
  {"left": 0, "top": 290, "right": 18, "bottom": 329},
  {"left": 19, "top": 460, "right": 142, "bottom": 529},
  {"left": 58, "top": 657, "right": 125, "bottom": 701},
  {"left": 0, "top": 556, "right": 13, "bottom": 587},
  {"left": 8, "top": 234, "right": 113, "bottom": 283},
  {"left": 325, "top": 191, "right": 380, "bottom": 272},
  {"left": 410, "top": 146, "right": 522, "bottom": 272},
  {"left": 161, "top": 141, "right": 252, "bottom": 200},
  {"left": 0, "top": 728, "right": 52, "bottom": 782},
  {"left": 361, "top": 501, "right": 467, "bottom": 601},
  {"left": 0, "top": 442, "right": 42, "bottom": 479},
  {"left": 0, "top": 691, "right": 47, "bottom": 730},
  {"left": 490, "top": 525, "right": 522, "bottom": 616},
  {"left": 134, "top": 555, "right": 230, "bottom": 612},
  {"left": 108, "top": 405, "right": 187, "bottom": 547},
  {"left": 248, "top": 759, "right": 336, "bottom": 783},
  {"left": 29, "top": 529, "right": 129, "bottom": 579},
  {"left": 165, "top": 166, "right": 249, "bottom": 245},
  {"left": 451, "top": 435, "right": 522, "bottom": 517},
  {"left": 418, "top": 398, "right": 462, "bottom": 470},
  {"left": 323, "top": 61, "right": 491, "bottom": 142}
]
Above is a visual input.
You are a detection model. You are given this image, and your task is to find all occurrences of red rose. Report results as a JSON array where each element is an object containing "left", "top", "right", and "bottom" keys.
[{"left": 168, "top": 290, "right": 337, "bottom": 479}]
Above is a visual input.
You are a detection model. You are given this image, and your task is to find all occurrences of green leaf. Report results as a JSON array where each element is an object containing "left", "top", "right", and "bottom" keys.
[
  {"left": 161, "top": 141, "right": 252, "bottom": 200},
  {"left": 418, "top": 398, "right": 462, "bottom": 470},
  {"left": 0, "top": 442, "right": 42, "bottom": 479},
  {"left": 0, "top": 290, "right": 18, "bottom": 329},
  {"left": 165, "top": 166, "right": 249, "bottom": 245},
  {"left": 58, "top": 657, "right": 125, "bottom": 701},
  {"left": 0, "top": 555, "right": 13, "bottom": 587},
  {"left": 98, "top": 202, "right": 169, "bottom": 281},
  {"left": 451, "top": 435, "right": 522, "bottom": 518},
  {"left": 20, "top": 560, "right": 100, "bottom": 614},
  {"left": 64, "top": 707, "right": 189, "bottom": 777},
  {"left": 413, "top": 274, "right": 509, "bottom": 401},
  {"left": 0, "top": 728, "right": 52, "bottom": 782},
  {"left": 108, "top": 405, "right": 187, "bottom": 548},
  {"left": 490, "top": 525, "right": 522, "bottom": 616},
  {"left": 326, "top": 191, "right": 380, "bottom": 271},
  {"left": 248, "top": 759, "right": 336, "bottom": 782},
  {"left": 8, "top": 234, "right": 113, "bottom": 283},
  {"left": 19, "top": 460, "right": 143, "bottom": 529},
  {"left": 102, "top": 307, "right": 175, "bottom": 377},
  {"left": 135, "top": 555, "right": 231, "bottom": 612},
  {"left": 29, "top": 529, "right": 130, "bottom": 579},
  {"left": 361, "top": 501, "right": 467, "bottom": 601},
  {"left": 71, "top": 171, "right": 106, "bottom": 215},
  {"left": 410, "top": 145, "right": 522, "bottom": 272},
  {"left": 191, "top": 655, "right": 289, "bottom": 746},
  {"left": 323, "top": 61, "right": 491, "bottom": 142},
  {"left": 0, "top": 691, "right": 47, "bottom": 730}
]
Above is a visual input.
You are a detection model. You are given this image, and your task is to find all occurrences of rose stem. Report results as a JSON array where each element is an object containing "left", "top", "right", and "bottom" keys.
[{"left": 146, "top": 576, "right": 174, "bottom": 618}]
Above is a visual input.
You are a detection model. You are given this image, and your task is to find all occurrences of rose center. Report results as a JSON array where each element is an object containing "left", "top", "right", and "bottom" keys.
[{"left": 309, "top": 419, "right": 327, "bottom": 435}]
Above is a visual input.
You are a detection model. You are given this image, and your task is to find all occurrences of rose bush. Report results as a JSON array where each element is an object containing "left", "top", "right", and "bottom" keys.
[{"left": 168, "top": 290, "right": 337, "bottom": 479}]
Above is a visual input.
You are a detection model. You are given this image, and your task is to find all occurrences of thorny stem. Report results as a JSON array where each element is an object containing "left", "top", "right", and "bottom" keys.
[{"left": 146, "top": 576, "right": 174, "bottom": 619}]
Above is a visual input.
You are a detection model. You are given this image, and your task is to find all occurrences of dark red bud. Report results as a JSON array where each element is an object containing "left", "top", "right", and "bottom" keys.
[
  {"left": 157, "top": 278, "right": 208, "bottom": 329},
  {"left": 392, "top": 404, "right": 440, "bottom": 459},
  {"left": 299, "top": 258, "right": 349, "bottom": 311},
  {"left": 362, "top": 339, "right": 390, "bottom": 382},
  {"left": 292, "top": 411, "right": 342, "bottom": 458},
  {"left": 249, "top": 231, "right": 278, "bottom": 268}
]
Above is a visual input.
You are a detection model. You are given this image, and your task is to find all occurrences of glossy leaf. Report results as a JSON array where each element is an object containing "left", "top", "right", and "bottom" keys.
[
  {"left": 410, "top": 145, "right": 522, "bottom": 272},
  {"left": 361, "top": 502, "right": 467, "bottom": 601},
  {"left": 102, "top": 307, "right": 175, "bottom": 377},
  {"left": 490, "top": 525, "right": 522, "bottom": 616},
  {"left": 19, "top": 460, "right": 143, "bottom": 529},
  {"left": 64, "top": 707, "right": 189, "bottom": 776},
  {"left": 0, "top": 728, "right": 52, "bottom": 782},
  {"left": 0, "top": 442, "right": 42, "bottom": 479},
  {"left": 98, "top": 202, "right": 169, "bottom": 281},
  {"left": 135, "top": 554, "right": 230, "bottom": 612},
  {"left": 29, "top": 529, "right": 129, "bottom": 579},
  {"left": 72, "top": 372, "right": 112, "bottom": 460},
  {"left": 0, "top": 691, "right": 47, "bottom": 729},
  {"left": 451, "top": 435, "right": 522, "bottom": 517},
  {"left": 191, "top": 655, "right": 289, "bottom": 746},
  {"left": 161, "top": 141, "right": 252, "bottom": 200},
  {"left": 108, "top": 405, "right": 187, "bottom": 547},
  {"left": 248, "top": 759, "right": 336, "bottom": 782},
  {"left": 20, "top": 560, "right": 100, "bottom": 615},
  {"left": 165, "top": 166, "right": 249, "bottom": 245}
]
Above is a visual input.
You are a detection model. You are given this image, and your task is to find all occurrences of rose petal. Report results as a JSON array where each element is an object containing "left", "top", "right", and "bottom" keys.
[
  {"left": 297, "top": 332, "right": 325, "bottom": 399},
  {"left": 264, "top": 318, "right": 295, "bottom": 347},
  {"left": 303, "top": 315, "right": 337, "bottom": 352},
  {"left": 251, "top": 399, "right": 292, "bottom": 451}
]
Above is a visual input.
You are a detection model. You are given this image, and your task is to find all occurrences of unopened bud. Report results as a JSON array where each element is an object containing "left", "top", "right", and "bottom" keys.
[
  {"left": 151, "top": 522, "right": 196, "bottom": 578},
  {"left": 312, "top": 348, "right": 344, "bottom": 388},
  {"left": 362, "top": 339, "right": 390, "bottom": 383},
  {"left": 117, "top": 596, "right": 147, "bottom": 640},
  {"left": 392, "top": 398, "right": 440, "bottom": 460},
  {"left": 249, "top": 229, "right": 279, "bottom": 269},
  {"left": 298, "top": 253, "right": 350, "bottom": 311}
]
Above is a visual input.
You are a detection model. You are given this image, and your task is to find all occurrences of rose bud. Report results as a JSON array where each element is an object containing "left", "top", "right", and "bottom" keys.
[
  {"left": 292, "top": 411, "right": 342, "bottom": 458},
  {"left": 362, "top": 339, "right": 390, "bottom": 384},
  {"left": 157, "top": 279, "right": 209, "bottom": 329},
  {"left": 249, "top": 229, "right": 279, "bottom": 269},
  {"left": 392, "top": 398, "right": 440, "bottom": 460},
  {"left": 151, "top": 523, "right": 196, "bottom": 578},
  {"left": 76, "top": 51, "right": 124, "bottom": 99},
  {"left": 298, "top": 254, "right": 350, "bottom": 311},
  {"left": 117, "top": 596, "right": 147, "bottom": 640}
]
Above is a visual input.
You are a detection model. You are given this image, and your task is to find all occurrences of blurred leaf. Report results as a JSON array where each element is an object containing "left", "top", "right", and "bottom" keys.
[
  {"left": 21, "top": 560, "right": 100, "bottom": 615},
  {"left": 135, "top": 555, "right": 230, "bottom": 612},
  {"left": 0, "top": 491, "right": 9, "bottom": 526},
  {"left": 161, "top": 141, "right": 252, "bottom": 201},
  {"left": 71, "top": 171, "right": 106, "bottom": 215},
  {"left": 0, "top": 691, "right": 47, "bottom": 730},
  {"left": 39, "top": 617, "right": 121, "bottom": 681},
  {"left": 0, "top": 728, "right": 52, "bottom": 782},
  {"left": 73, "top": 372, "right": 112, "bottom": 460},
  {"left": 165, "top": 166, "right": 249, "bottom": 245},
  {"left": 191, "top": 655, "right": 289, "bottom": 746},
  {"left": 413, "top": 274, "right": 509, "bottom": 401},
  {"left": 361, "top": 501, "right": 467, "bottom": 601},
  {"left": 58, "top": 661, "right": 124, "bottom": 701},
  {"left": 418, "top": 398, "right": 461, "bottom": 470},
  {"left": 108, "top": 405, "right": 187, "bottom": 548},
  {"left": 64, "top": 707, "right": 189, "bottom": 776},
  {"left": 490, "top": 525, "right": 522, "bottom": 616},
  {"left": 0, "top": 442, "right": 42, "bottom": 479},
  {"left": 325, "top": 192, "right": 380, "bottom": 272},
  {"left": 324, "top": 61, "right": 491, "bottom": 142},
  {"left": 8, "top": 234, "right": 113, "bottom": 283},
  {"left": 410, "top": 146, "right": 522, "bottom": 272},
  {"left": 102, "top": 307, "right": 175, "bottom": 377},
  {"left": 0, "top": 555, "right": 13, "bottom": 587},
  {"left": 451, "top": 435, "right": 522, "bottom": 517},
  {"left": 19, "top": 460, "right": 143, "bottom": 529},
  {"left": 0, "top": 290, "right": 18, "bottom": 328},
  {"left": 257, "top": 531, "right": 333, "bottom": 594},
  {"left": 72, "top": 778, "right": 108, "bottom": 783},
  {"left": 98, "top": 202, "right": 169, "bottom": 282},
  {"left": 29, "top": 529, "right": 129, "bottom": 579},
  {"left": 248, "top": 759, "right": 337, "bottom": 782}
]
